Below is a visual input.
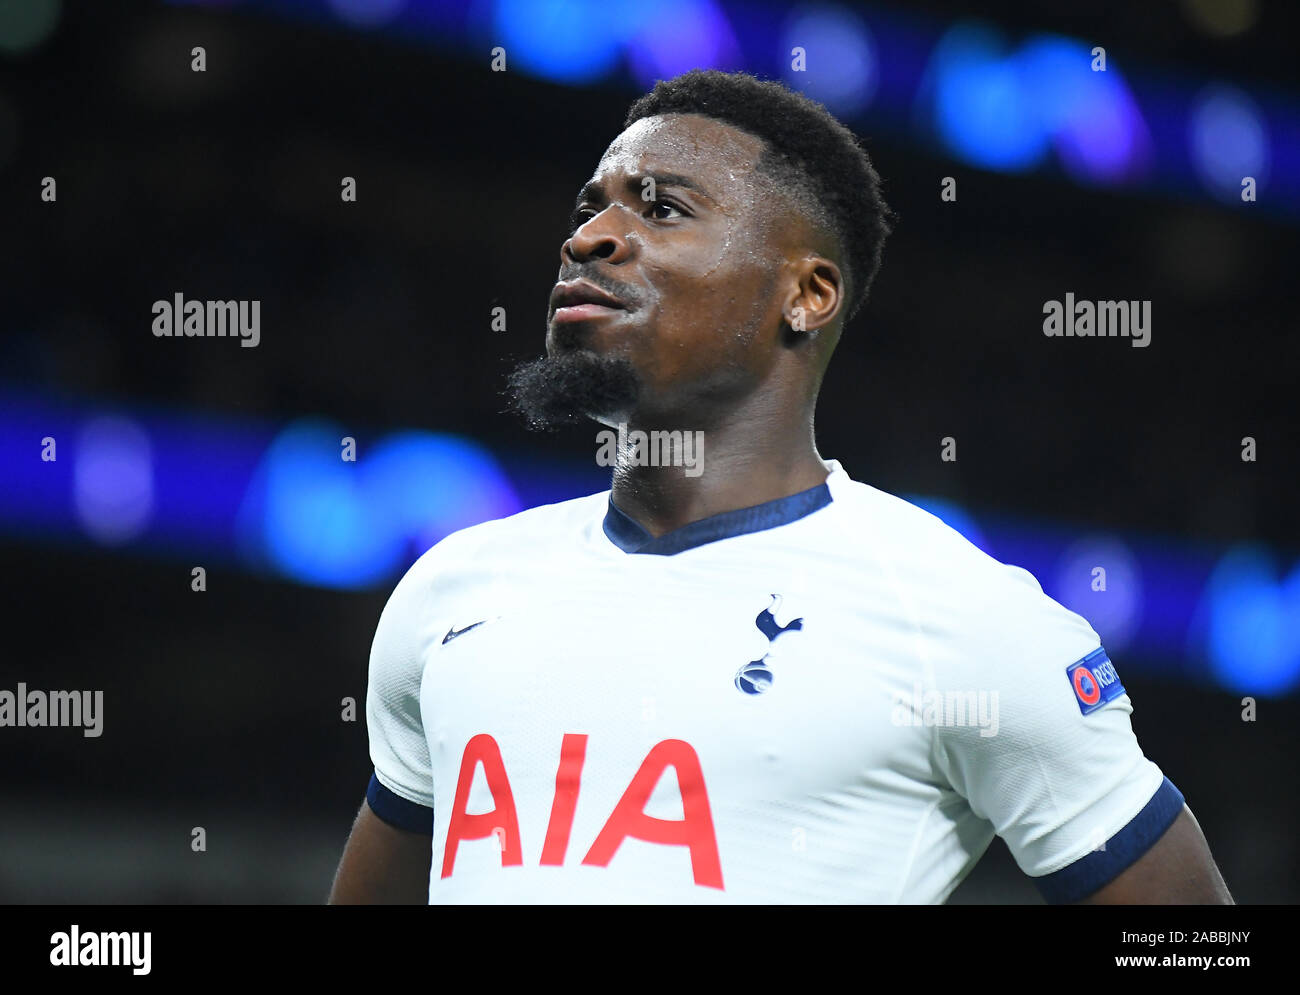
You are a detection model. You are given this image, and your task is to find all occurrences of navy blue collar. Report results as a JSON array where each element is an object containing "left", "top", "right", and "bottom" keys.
[{"left": 602, "top": 480, "right": 833, "bottom": 555}]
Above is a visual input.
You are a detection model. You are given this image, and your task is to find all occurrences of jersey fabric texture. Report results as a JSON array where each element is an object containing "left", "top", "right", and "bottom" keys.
[{"left": 365, "top": 459, "right": 1181, "bottom": 904}]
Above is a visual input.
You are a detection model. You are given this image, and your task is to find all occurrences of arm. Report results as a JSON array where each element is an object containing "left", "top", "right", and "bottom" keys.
[
  {"left": 1078, "top": 805, "right": 1233, "bottom": 904},
  {"left": 928, "top": 562, "right": 1229, "bottom": 905},
  {"left": 337, "top": 541, "right": 450, "bottom": 904},
  {"left": 328, "top": 798, "right": 433, "bottom": 905}
]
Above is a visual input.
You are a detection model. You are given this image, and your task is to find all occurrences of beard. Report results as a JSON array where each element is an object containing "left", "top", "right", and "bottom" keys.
[{"left": 506, "top": 348, "right": 640, "bottom": 431}]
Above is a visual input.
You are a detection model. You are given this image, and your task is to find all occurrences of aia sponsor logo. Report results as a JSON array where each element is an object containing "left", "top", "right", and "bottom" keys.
[{"left": 442, "top": 734, "right": 724, "bottom": 889}]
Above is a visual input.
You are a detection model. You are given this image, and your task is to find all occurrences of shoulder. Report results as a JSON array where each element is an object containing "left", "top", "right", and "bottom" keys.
[
  {"left": 391, "top": 487, "right": 610, "bottom": 591},
  {"left": 827, "top": 473, "right": 1037, "bottom": 593},
  {"left": 368, "top": 487, "right": 608, "bottom": 679},
  {"left": 827, "top": 473, "right": 1098, "bottom": 666}
]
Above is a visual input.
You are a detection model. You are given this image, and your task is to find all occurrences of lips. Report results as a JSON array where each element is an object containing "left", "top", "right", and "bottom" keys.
[{"left": 549, "top": 280, "right": 630, "bottom": 322}]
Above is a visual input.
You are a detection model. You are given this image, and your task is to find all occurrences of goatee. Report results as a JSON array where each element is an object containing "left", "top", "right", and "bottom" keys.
[{"left": 506, "top": 349, "right": 640, "bottom": 430}]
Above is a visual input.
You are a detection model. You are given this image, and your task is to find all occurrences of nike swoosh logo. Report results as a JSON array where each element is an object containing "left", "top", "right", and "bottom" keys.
[{"left": 442, "top": 619, "right": 492, "bottom": 645}]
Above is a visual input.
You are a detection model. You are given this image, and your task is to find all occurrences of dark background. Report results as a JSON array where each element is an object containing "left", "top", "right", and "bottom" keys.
[{"left": 0, "top": 0, "right": 1296, "bottom": 903}]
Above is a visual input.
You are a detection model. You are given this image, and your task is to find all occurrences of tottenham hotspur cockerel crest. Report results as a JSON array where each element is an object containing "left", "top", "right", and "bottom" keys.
[{"left": 734, "top": 594, "right": 804, "bottom": 695}]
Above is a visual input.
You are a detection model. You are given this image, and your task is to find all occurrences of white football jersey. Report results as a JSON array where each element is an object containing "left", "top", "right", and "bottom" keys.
[{"left": 365, "top": 459, "right": 1182, "bottom": 903}]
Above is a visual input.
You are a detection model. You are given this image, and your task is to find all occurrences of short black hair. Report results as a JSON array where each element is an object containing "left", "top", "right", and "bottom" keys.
[{"left": 624, "top": 69, "right": 894, "bottom": 323}]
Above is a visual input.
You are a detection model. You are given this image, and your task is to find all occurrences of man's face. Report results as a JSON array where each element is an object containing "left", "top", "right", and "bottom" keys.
[{"left": 542, "top": 113, "right": 790, "bottom": 425}]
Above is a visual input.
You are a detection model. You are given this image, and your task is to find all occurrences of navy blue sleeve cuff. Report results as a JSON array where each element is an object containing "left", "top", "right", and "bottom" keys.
[
  {"left": 1033, "top": 776, "right": 1186, "bottom": 904},
  {"left": 366, "top": 772, "right": 434, "bottom": 834}
]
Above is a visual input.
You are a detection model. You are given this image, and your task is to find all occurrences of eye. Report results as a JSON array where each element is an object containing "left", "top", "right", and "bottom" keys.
[
  {"left": 567, "top": 208, "right": 597, "bottom": 235},
  {"left": 567, "top": 198, "right": 687, "bottom": 236},
  {"left": 647, "top": 199, "right": 685, "bottom": 221}
]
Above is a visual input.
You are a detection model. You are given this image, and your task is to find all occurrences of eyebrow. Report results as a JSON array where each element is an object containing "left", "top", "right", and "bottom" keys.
[{"left": 573, "top": 171, "right": 718, "bottom": 213}]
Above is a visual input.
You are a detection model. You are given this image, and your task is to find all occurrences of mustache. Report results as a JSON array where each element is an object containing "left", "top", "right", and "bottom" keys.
[{"left": 555, "top": 267, "right": 645, "bottom": 311}]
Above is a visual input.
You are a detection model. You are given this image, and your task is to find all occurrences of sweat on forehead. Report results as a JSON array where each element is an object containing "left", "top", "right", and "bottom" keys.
[
  {"left": 599, "top": 115, "right": 763, "bottom": 187},
  {"left": 593, "top": 114, "right": 813, "bottom": 247},
  {"left": 603, "top": 113, "right": 764, "bottom": 163}
]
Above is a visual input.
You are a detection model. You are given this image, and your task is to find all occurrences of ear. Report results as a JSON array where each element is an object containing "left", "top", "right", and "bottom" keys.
[{"left": 783, "top": 255, "right": 844, "bottom": 337}]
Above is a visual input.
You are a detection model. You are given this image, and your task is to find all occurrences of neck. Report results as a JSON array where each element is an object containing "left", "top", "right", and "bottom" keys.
[{"left": 607, "top": 405, "right": 829, "bottom": 539}]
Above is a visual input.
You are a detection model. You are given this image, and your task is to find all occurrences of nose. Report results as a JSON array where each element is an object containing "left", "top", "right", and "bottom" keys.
[{"left": 562, "top": 207, "right": 631, "bottom": 266}]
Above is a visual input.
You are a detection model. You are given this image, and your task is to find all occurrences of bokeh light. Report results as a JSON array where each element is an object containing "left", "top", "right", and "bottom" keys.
[
  {"left": 780, "top": 5, "right": 879, "bottom": 116},
  {"left": 1200, "top": 546, "right": 1300, "bottom": 696},
  {"left": 74, "top": 416, "right": 155, "bottom": 546},
  {"left": 1190, "top": 84, "right": 1269, "bottom": 201},
  {"left": 1053, "top": 535, "right": 1143, "bottom": 652}
]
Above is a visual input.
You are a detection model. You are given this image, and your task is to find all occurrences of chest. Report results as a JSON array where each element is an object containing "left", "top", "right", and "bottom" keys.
[{"left": 419, "top": 559, "right": 930, "bottom": 797}]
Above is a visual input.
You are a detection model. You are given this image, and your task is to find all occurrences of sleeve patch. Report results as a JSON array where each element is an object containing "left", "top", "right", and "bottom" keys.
[
  {"left": 1066, "top": 647, "right": 1126, "bottom": 715},
  {"left": 366, "top": 772, "right": 434, "bottom": 834}
]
